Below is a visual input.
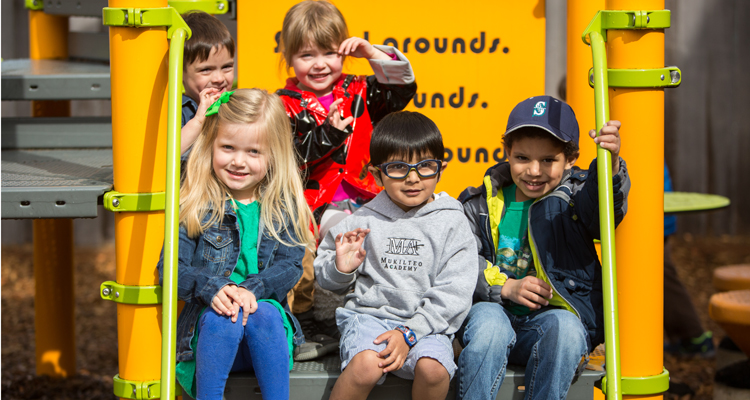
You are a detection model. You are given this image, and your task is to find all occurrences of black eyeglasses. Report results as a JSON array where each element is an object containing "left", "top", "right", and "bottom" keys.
[{"left": 375, "top": 159, "right": 442, "bottom": 179}]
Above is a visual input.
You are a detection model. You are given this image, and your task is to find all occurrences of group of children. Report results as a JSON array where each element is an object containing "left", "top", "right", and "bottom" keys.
[{"left": 157, "top": 1, "right": 630, "bottom": 400}]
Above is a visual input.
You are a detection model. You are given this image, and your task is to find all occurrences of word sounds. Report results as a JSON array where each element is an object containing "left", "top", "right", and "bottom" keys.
[
  {"left": 444, "top": 147, "right": 506, "bottom": 164},
  {"left": 273, "top": 32, "right": 509, "bottom": 55},
  {"left": 413, "top": 87, "right": 487, "bottom": 109},
  {"left": 380, "top": 32, "right": 508, "bottom": 55}
]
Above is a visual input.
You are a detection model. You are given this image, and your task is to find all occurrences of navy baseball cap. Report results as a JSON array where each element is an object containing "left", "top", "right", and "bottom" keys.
[{"left": 504, "top": 96, "right": 579, "bottom": 144}]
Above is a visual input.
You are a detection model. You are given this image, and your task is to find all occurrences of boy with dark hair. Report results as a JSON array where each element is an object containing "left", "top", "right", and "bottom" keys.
[
  {"left": 180, "top": 11, "right": 235, "bottom": 155},
  {"left": 455, "top": 96, "right": 630, "bottom": 400},
  {"left": 314, "top": 111, "right": 476, "bottom": 400}
]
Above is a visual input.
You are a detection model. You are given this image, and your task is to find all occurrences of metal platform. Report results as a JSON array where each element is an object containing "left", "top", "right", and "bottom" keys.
[
  {"left": 1, "top": 59, "right": 110, "bottom": 101},
  {"left": 2, "top": 148, "right": 113, "bottom": 219},
  {"left": 182, "top": 355, "right": 604, "bottom": 400},
  {"left": 2, "top": 117, "right": 112, "bottom": 149},
  {"left": 36, "top": 0, "right": 107, "bottom": 17}
]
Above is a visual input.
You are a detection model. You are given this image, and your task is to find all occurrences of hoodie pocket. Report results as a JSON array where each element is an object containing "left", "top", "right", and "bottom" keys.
[{"left": 359, "top": 284, "right": 424, "bottom": 315}]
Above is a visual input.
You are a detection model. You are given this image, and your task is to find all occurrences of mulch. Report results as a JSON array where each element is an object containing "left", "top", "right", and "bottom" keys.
[{"left": 2, "top": 234, "right": 750, "bottom": 399}]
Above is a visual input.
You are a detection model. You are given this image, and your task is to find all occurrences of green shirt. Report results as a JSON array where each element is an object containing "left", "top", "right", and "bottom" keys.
[{"left": 497, "top": 184, "right": 535, "bottom": 316}]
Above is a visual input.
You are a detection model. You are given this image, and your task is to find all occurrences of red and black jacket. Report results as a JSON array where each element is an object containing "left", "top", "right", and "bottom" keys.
[{"left": 277, "top": 74, "right": 417, "bottom": 222}]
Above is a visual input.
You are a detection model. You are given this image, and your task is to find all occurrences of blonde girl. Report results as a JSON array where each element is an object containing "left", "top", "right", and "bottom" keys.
[{"left": 157, "top": 88, "right": 315, "bottom": 400}]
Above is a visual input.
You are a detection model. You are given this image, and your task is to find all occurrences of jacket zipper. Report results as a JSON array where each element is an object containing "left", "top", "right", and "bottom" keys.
[{"left": 527, "top": 194, "right": 581, "bottom": 320}]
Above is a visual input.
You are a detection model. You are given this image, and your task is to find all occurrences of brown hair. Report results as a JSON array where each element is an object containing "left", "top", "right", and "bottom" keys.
[
  {"left": 182, "top": 11, "right": 235, "bottom": 68},
  {"left": 279, "top": 0, "right": 349, "bottom": 69}
]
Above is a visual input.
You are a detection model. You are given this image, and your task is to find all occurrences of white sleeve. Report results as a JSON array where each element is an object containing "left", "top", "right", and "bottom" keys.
[{"left": 368, "top": 44, "right": 415, "bottom": 85}]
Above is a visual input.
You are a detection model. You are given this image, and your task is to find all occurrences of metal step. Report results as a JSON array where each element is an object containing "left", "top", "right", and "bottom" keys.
[
  {"left": 2, "top": 117, "right": 112, "bottom": 149},
  {"left": 34, "top": 0, "right": 107, "bottom": 17},
  {"left": 182, "top": 355, "right": 604, "bottom": 400},
  {"left": 1, "top": 59, "right": 110, "bottom": 101},
  {"left": 2, "top": 148, "right": 113, "bottom": 219}
]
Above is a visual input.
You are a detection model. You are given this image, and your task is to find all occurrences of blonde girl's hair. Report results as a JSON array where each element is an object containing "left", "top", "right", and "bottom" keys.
[
  {"left": 180, "top": 88, "right": 316, "bottom": 250},
  {"left": 279, "top": 0, "right": 349, "bottom": 71}
]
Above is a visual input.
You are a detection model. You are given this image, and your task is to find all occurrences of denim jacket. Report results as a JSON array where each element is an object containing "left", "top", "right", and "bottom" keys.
[{"left": 157, "top": 199, "right": 306, "bottom": 362}]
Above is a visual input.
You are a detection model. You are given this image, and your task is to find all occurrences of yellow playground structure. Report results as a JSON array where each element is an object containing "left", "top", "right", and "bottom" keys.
[{"left": 3, "top": 0, "right": 739, "bottom": 399}]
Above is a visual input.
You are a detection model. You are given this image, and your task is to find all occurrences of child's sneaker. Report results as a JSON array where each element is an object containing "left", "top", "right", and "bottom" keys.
[
  {"left": 665, "top": 331, "right": 716, "bottom": 358},
  {"left": 293, "top": 309, "right": 339, "bottom": 361}
]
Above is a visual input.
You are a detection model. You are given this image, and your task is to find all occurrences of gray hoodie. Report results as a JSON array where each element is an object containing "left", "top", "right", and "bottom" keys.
[{"left": 314, "top": 191, "right": 478, "bottom": 340}]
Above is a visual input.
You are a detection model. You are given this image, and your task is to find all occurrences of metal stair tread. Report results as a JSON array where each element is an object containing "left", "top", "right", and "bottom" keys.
[
  {"left": 1, "top": 59, "right": 110, "bottom": 100},
  {"left": 2, "top": 148, "right": 113, "bottom": 219}
]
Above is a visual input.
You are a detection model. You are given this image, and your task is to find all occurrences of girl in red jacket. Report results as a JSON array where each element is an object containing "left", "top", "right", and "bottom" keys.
[{"left": 277, "top": 0, "right": 417, "bottom": 359}]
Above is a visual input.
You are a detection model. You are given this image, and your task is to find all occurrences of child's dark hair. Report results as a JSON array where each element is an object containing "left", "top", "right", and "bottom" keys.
[
  {"left": 182, "top": 11, "right": 235, "bottom": 67},
  {"left": 370, "top": 111, "right": 444, "bottom": 165},
  {"left": 503, "top": 127, "right": 580, "bottom": 160}
]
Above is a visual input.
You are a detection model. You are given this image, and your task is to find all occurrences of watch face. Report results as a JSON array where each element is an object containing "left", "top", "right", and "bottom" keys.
[{"left": 405, "top": 331, "right": 417, "bottom": 346}]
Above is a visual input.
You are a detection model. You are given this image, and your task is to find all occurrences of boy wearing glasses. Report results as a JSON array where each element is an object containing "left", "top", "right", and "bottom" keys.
[{"left": 314, "top": 111, "right": 477, "bottom": 400}]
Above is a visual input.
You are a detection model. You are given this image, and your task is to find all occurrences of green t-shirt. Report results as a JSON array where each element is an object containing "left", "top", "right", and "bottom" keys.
[
  {"left": 497, "top": 184, "right": 535, "bottom": 316},
  {"left": 176, "top": 201, "right": 293, "bottom": 397}
]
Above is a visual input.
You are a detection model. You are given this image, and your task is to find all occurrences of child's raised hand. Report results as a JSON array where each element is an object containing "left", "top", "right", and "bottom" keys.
[
  {"left": 374, "top": 330, "right": 410, "bottom": 373},
  {"left": 589, "top": 120, "right": 622, "bottom": 175},
  {"left": 500, "top": 276, "right": 553, "bottom": 310},
  {"left": 211, "top": 284, "right": 241, "bottom": 320},
  {"left": 338, "top": 37, "right": 391, "bottom": 60},
  {"left": 327, "top": 98, "right": 354, "bottom": 131},
  {"left": 196, "top": 88, "right": 222, "bottom": 121},
  {"left": 237, "top": 287, "right": 258, "bottom": 326},
  {"left": 334, "top": 228, "right": 370, "bottom": 274}
]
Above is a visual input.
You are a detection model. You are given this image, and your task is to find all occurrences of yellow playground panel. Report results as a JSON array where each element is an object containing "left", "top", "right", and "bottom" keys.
[{"left": 237, "top": 0, "right": 546, "bottom": 197}]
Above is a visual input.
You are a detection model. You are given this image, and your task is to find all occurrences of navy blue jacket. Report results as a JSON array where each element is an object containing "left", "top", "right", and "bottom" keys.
[
  {"left": 157, "top": 199, "right": 305, "bottom": 362},
  {"left": 459, "top": 158, "right": 630, "bottom": 351}
]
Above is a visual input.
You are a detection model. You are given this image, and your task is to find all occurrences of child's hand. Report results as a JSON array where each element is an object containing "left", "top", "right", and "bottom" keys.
[
  {"left": 589, "top": 120, "right": 622, "bottom": 175},
  {"left": 196, "top": 88, "right": 222, "bottom": 121},
  {"left": 211, "top": 284, "right": 241, "bottom": 319},
  {"left": 338, "top": 37, "right": 391, "bottom": 60},
  {"left": 334, "top": 228, "right": 370, "bottom": 273},
  {"left": 327, "top": 98, "right": 354, "bottom": 131},
  {"left": 237, "top": 287, "right": 258, "bottom": 326},
  {"left": 500, "top": 276, "right": 553, "bottom": 310},
  {"left": 180, "top": 88, "right": 222, "bottom": 154},
  {"left": 374, "top": 330, "right": 410, "bottom": 373}
]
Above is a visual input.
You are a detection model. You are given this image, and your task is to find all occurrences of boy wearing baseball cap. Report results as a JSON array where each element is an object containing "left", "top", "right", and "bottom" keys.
[{"left": 454, "top": 96, "right": 630, "bottom": 400}]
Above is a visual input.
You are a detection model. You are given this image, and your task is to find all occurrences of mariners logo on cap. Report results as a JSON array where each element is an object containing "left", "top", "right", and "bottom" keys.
[{"left": 533, "top": 101, "right": 547, "bottom": 116}]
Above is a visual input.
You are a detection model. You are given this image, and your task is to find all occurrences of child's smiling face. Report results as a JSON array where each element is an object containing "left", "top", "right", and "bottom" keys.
[
  {"left": 368, "top": 153, "right": 447, "bottom": 213},
  {"left": 506, "top": 135, "right": 576, "bottom": 202},
  {"left": 290, "top": 42, "right": 343, "bottom": 97},
  {"left": 212, "top": 122, "right": 268, "bottom": 204},
  {"left": 183, "top": 45, "right": 234, "bottom": 103}
]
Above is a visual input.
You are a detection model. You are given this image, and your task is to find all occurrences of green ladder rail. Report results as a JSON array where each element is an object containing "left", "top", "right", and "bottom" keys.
[
  {"left": 586, "top": 23, "right": 622, "bottom": 400},
  {"left": 583, "top": 9, "right": 678, "bottom": 400},
  {"left": 163, "top": 14, "right": 189, "bottom": 400}
]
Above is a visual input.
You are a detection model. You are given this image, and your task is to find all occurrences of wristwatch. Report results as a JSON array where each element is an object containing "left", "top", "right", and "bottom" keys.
[{"left": 395, "top": 325, "right": 417, "bottom": 348}]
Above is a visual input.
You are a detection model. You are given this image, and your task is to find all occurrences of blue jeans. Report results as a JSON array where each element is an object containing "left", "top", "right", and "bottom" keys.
[
  {"left": 456, "top": 302, "right": 588, "bottom": 400},
  {"left": 195, "top": 303, "right": 289, "bottom": 400}
]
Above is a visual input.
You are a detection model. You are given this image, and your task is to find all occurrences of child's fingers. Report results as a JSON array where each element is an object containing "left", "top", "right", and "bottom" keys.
[
  {"left": 211, "top": 293, "right": 232, "bottom": 316},
  {"left": 231, "top": 302, "right": 240, "bottom": 323},
  {"left": 606, "top": 120, "right": 622, "bottom": 129},
  {"left": 341, "top": 116, "right": 353, "bottom": 127},
  {"left": 245, "top": 297, "right": 258, "bottom": 315}
]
